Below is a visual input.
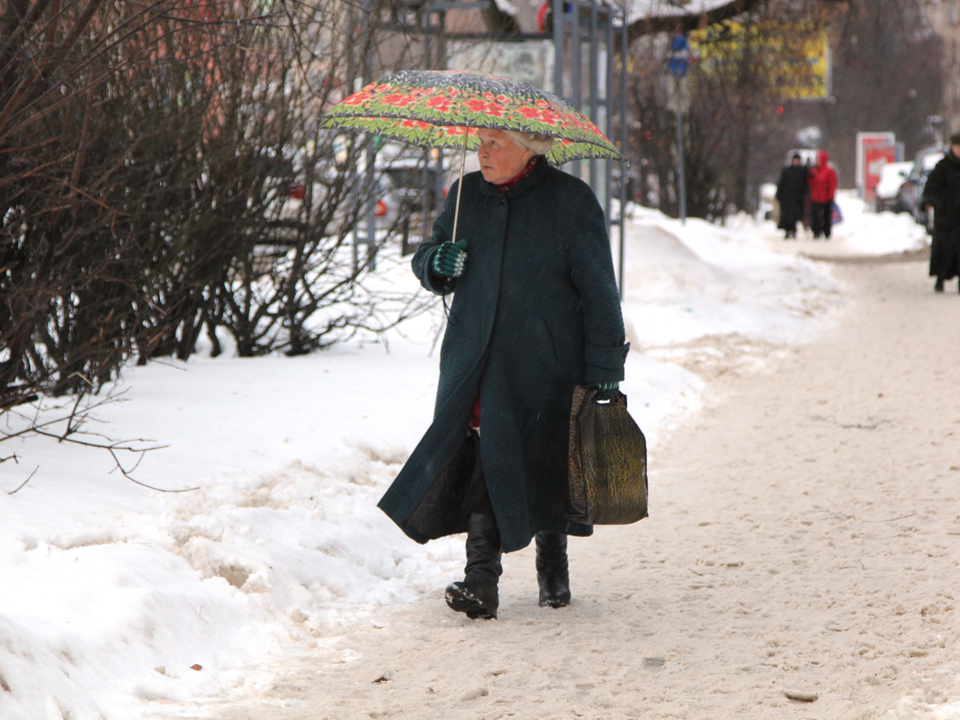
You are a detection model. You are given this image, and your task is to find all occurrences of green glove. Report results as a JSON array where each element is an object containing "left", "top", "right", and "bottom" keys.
[
  {"left": 432, "top": 238, "right": 468, "bottom": 278},
  {"left": 591, "top": 381, "right": 619, "bottom": 401}
]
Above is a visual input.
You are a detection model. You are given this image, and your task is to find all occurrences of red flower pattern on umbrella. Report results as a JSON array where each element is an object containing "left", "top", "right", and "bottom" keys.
[
  {"left": 382, "top": 93, "right": 414, "bottom": 107},
  {"left": 342, "top": 91, "right": 372, "bottom": 106},
  {"left": 538, "top": 109, "right": 558, "bottom": 126},
  {"left": 426, "top": 95, "right": 454, "bottom": 113},
  {"left": 466, "top": 98, "right": 487, "bottom": 114}
]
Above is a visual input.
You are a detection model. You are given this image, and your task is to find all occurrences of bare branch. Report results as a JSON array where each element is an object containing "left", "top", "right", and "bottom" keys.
[{"left": 7, "top": 466, "right": 38, "bottom": 495}]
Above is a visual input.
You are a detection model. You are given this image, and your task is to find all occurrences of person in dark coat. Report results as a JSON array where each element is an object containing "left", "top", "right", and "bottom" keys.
[
  {"left": 808, "top": 150, "right": 838, "bottom": 239},
  {"left": 378, "top": 128, "right": 629, "bottom": 620},
  {"left": 922, "top": 133, "right": 960, "bottom": 293},
  {"left": 775, "top": 153, "right": 809, "bottom": 239}
]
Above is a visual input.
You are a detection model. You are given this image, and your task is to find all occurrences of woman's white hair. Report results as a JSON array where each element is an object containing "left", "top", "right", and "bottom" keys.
[{"left": 502, "top": 130, "right": 554, "bottom": 157}]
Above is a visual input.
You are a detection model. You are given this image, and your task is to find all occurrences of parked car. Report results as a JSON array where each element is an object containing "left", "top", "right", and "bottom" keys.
[
  {"left": 383, "top": 163, "right": 443, "bottom": 212},
  {"left": 758, "top": 182, "right": 777, "bottom": 221},
  {"left": 873, "top": 161, "right": 913, "bottom": 213},
  {"left": 376, "top": 142, "right": 464, "bottom": 222},
  {"left": 896, "top": 147, "right": 945, "bottom": 227}
]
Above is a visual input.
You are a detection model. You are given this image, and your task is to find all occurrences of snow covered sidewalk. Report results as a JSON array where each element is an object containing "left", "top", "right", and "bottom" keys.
[
  {"left": 168, "top": 249, "right": 960, "bottom": 720},
  {"left": 1, "top": 196, "right": 944, "bottom": 720}
]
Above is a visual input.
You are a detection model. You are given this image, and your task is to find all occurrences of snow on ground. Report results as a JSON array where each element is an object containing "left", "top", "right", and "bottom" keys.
[
  {"left": 0, "top": 195, "right": 927, "bottom": 720},
  {"left": 830, "top": 190, "right": 931, "bottom": 255},
  {"left": 621, "top": 204, "right": 847, "bottom": 349}
]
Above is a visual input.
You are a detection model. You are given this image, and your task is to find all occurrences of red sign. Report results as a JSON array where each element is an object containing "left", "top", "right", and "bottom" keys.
[
  {"left": 856, "top": 132, "right": 896, "bottom": 202},
  {"left": 863, "top": 144, "right": 898, "bottom": 202}
]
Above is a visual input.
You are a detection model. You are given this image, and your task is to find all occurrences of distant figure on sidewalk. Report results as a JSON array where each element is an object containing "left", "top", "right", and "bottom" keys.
[
  {"left": 808, "top": 151, "right": 838, "bottom": 240},
  {"left": 775, "top": 153, "right": 809, "bottom": 239},
  {"left": 922, "top": 133, "right": 960, "bottom": 293}
]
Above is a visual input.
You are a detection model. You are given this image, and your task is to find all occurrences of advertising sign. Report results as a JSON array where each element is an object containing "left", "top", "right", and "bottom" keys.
[
  {"left": 689, "top": 22, "right": 831, "bottom": 100},
  {"left": 856, "top": 132, "right": 897, "bottom": 202}
]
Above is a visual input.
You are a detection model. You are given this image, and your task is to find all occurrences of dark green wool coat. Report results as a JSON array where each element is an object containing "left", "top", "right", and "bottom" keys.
[
  {"left": 378, "top": 158, "right": 629, "bottom": 553},
  {"left": 922, "top": 151, "right": 960, "bottom": 280}
]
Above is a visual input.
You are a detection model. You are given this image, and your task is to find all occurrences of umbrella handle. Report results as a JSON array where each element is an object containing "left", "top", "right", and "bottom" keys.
[{"left": 450, "top": 131, "right": 468, "bottom": 247}]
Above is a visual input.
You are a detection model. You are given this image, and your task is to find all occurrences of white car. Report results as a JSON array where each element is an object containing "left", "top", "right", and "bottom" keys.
[
  {"left": 897, "top": 148, "right": 945, "bottom": 227},
  {"left": 758, "top": 182, "right": 777, "bottom": 221},
  {"left": 873, "top": 161, "right": 913, "bottom": 213}
]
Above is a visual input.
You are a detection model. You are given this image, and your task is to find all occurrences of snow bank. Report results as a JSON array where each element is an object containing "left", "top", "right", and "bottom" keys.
[{"left": 621, "top": 205, "right": 845, "bottom": 349}]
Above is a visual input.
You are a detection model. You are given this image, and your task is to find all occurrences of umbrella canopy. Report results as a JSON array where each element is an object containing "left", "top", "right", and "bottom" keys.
[{"left": 321, "top": 69, "right": 624, "bottom": 165}]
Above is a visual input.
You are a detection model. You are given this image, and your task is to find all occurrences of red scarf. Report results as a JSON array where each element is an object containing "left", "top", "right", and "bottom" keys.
[{"left": 494, "top": 155, "right": 539, "bottom": 193}]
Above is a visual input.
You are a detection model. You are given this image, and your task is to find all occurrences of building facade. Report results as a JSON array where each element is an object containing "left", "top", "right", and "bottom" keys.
[{"left": 924, "top": 0, "right": 960, "bottom": 136}]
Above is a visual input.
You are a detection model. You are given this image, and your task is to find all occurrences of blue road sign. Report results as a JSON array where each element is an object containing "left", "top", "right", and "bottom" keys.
[{"left": 669, "top": 34, "right": 689, "bottom": 78}]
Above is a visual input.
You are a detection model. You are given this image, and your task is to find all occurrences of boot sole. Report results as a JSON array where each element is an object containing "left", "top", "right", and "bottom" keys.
[
  {"left": 539, "top": 595, "right": 571, "bottom": 608},
  {"left": 445, "top": 584, "right": 497, "bottom": 620}
]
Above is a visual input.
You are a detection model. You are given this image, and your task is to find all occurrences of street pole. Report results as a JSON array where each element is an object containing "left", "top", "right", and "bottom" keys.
[
  {"left": 675, "top": 83, "right": 687, "bottom": 224},
  {"left": 669, "top": 34, "right": 689, "bottom": 224}
]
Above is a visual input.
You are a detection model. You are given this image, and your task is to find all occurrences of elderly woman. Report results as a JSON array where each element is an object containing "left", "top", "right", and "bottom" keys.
[{"left": 378, "top": 128, "right": 629, "bottom": 620}]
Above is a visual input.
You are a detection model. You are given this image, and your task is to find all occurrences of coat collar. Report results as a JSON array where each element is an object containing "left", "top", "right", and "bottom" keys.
[{"left": 479, "top": 156, "right": 549, "bottom": 199}]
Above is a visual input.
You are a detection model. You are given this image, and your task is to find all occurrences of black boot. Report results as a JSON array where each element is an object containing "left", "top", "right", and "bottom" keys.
[
  {"left": 536, "top": 531, "right": 571, "bottom": 608},
  {"left": 445, "top": 513, "right": 502, "bottom": 619},
  {"left": 935, "top": 277, "right": 945, "bottom": 293}
]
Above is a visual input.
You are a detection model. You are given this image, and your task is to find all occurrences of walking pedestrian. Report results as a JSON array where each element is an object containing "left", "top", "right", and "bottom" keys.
[
  {"left": 922, "top": 133, "right": 960, "bottom": 293},
  {"left": 378, "top": 128, "right": 629, "bottom": 620},
  {"left": 776, "top": 153, "right": 809, "bottom": 239},
  {"left": 808, "top": 151, "right": 838, "bottom": 240}
]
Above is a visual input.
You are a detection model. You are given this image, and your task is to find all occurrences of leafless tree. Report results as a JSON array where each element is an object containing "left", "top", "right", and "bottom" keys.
[
  {"left": 0, "top": 0, "right": 436, "bottom": 483},
  {"left": 1, "top": 1, "right": 432, "bottom": 406},
  {"left": 628, "top": 0, "right": 830, "bottom": 219},
  {"left": 627, "top": 0, "right": 942, "bottom": 219}
]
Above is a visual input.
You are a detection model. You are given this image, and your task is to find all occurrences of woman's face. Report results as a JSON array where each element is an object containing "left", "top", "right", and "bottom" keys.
[{"left": 477, "top": 129, "right": 534, "bottom": 185}]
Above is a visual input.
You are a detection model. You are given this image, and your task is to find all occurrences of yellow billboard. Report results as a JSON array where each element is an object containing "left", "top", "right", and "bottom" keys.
[{"left": 689, "top": 22, "right": 830, "bottom": 100}]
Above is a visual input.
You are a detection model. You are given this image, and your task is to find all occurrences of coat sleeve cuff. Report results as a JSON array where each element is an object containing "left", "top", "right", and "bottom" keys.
[
  {"left": 584, "top": 341, "right": 629, "bottom": 384},
  {"left": 419, "top": 245, "right": 455, "bottom": 295}
]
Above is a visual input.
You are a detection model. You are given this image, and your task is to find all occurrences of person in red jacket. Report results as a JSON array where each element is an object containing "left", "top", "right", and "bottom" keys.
[{"left": 808, "top": 150, "right": 839, "bottom": 239}]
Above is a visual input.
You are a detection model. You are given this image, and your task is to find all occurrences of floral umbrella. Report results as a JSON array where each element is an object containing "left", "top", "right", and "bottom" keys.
[{"left": 321, "top": 69, "right": 625, "bottom": 166}]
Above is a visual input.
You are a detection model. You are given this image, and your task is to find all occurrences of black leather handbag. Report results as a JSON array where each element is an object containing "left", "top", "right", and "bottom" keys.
[{"left": 566, "top": 385, "right": 648, "bottom": 525}]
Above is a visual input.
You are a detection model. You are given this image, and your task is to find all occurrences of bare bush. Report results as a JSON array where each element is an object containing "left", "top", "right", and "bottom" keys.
[{"left": 1, "top": 0, "right": 432, "bottom": 417}]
